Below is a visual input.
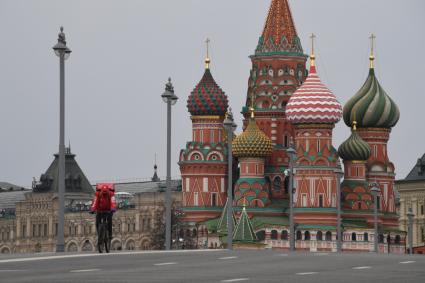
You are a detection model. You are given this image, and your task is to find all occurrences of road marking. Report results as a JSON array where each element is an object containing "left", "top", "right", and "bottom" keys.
[
  {"left": 70, "top": 269, "right": 100, "bottom": 273},
  {"left": 154, "top": 262, "right": 177, "bottom": 266},
  {"left": 296, "top": 272, "right": 318, "bottom": 275},
  {"left": 0, "top": 269, "right": 25, "bottom": 272},
  {"left": 0, "top": 249, "right": 224, "bottom": 264},
  {"left": 313, "top": 252, "right": 329, "bottom": 256},
  {"left": 220, "top": 278, "right": 249, "bottom": 282},
  {"left": 352, "top": 266, "right": 371, "bottom": 270},
  {"left": 276, "top": 254, "right": 288, "bottom": 257},
  {"left": 400, "top": 261, "right": 416, "bottom": 264},
  {"left": 218, "top": 256, "right": 238, "bottom": 260}
]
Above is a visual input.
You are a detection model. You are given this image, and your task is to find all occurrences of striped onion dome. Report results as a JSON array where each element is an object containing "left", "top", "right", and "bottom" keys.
[
  {"left": 338, "top": 123, "right": 371, "bottom": 161},
  {"left": 187, "top": 69, "right": 228, "bottom": 116},
  {"left": 343, "top": 68, "right": 400, "bottom": 128},
  {"left": 286, "top": 65, "right": 342, "bottom": 124},
  {"left": 232, "top": 117, "right": 273, "bottom": 158}
]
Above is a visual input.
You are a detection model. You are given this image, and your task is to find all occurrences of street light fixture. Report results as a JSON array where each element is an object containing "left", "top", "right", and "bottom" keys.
[
  {"left": 285, "top": 144, "right": 296, "bottom": 252},
  {"left": 370, "top": 182, "right": 381, "bottom": 253},
  {"left": 223, "top": 108, "right": 237, "bottom": 250},
  {"left": 407, "top": 207, "right": 414, "bottom": 255},
  {"left": 52, "top": 27, "right": 71, "bottom": 253},
  {"left": 334, "top": 163, "right": 344, "bottom": 253},
  {"left": 161, "top": 78, "right": 178, "bottom": 250}
]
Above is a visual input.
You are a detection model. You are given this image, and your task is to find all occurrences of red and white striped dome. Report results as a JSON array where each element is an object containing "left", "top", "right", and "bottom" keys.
[{"left": 286, "top": 65, "right": 342, "bottom": 124}]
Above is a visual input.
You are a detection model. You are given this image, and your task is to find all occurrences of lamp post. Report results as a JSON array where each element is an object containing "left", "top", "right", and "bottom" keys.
[
  {"left": 52, "top": 27, "right": 71, "bottom": 253},
  {"left": 223, "top": 108, "right": 237, "bottom": 250},
  {"left": 334, "top": 164, "right": 344, "bottom": 253},
  {"left": 370, "top": 183, "right": 381, "bottom": 253},
  {"left": 407, "top": 207, "right": 414, "bottom": 255},
  {"left": 285, "top": 145, "right": 296, "bottom": 252},
  {"left": 161, "top": 78, "right": 178, "bottom": 250}
]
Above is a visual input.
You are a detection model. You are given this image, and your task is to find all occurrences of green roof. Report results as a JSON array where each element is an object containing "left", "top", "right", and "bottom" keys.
[
  {"left": 297, "top": 224, "right": 335, "bottom": 230},
  {"left": 233, "top": 207, "right": 257, "bottom": 242},
  {"left": 251, "top": 216, "right": 289, "bottom": 229},
  {"left": 217, "top": 199, "right": 237, "bottom": 235}
]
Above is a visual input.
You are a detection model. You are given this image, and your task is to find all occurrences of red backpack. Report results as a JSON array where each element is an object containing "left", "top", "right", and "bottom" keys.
[{"left": 97, "top": 189, "right": 111, "bottom": 211}]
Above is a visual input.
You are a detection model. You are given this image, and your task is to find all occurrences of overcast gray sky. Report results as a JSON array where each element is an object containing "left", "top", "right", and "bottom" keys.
[{"left": 1, "top": 0, "right": 424, "bottom": 187}]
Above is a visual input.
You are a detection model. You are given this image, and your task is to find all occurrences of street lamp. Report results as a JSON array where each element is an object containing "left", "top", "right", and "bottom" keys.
[
  {"left": 223, "top": 108, "right": 237, "bottom": 250},
  {"left": 52, "top": 27, "right": 71, "bottom": 253},
  {"left": 407, "top": 207, "right": 414, "bottom": 255},
  {"left": 285, "top": 144, "right": 296, "bottom": 252},
  {"left": 334, "top": 163, "right": 344, "bottom": 253},
  {"left": 161, "top": 78, "right": 178, "bottom": 250},
  {"left": 370, "top": 182, "right": 381, "bottom": 253}
]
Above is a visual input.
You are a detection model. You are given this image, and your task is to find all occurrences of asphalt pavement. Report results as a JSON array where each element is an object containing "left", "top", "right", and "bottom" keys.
[{"left": 0, "top": 249, "right": 424, "bottom": 283}]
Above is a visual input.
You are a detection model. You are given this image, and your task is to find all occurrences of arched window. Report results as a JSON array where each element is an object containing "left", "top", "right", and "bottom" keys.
[
  {"left": 271, "top": 230, "right": 278, "bottom": 240},
  {"left": 281, "top": 230, "right": 288, "bottom": 240},
  {"left": 364, "top": 233, "right": 369, "bottom": 242},
  {"left": 316, "top": 231, "right": 323, "bottom": 241},
  {"left": 325, "top": 231, "right": 332, "bottom": 241},
  {"left": 358, "top": 202, "right": 362, "bottom": 210},
  {"left": 296, "top": 230, "right": 302, "bottom": 240},
  {"left": 351, "top": 232, "right": 357, "bottom": 242},
  {"left": 273, "top": 177, "right": 281, "bottom": 191},
  {"left": 284, "top": 134, "right": 289, "bottom": 148},
  {"left": 379, "top": 234, "right": 384, "bottom": 243},
  {"left": 256, "top": 230, "right": 266, "bottom": 241},
  {"left": 304, "top": 231, "right": 311, "bottom": 241}
]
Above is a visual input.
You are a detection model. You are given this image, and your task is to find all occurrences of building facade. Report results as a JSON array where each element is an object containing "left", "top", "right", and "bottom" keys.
[{"left": 396, "top": 153, "right": 425, "bottom": 253}]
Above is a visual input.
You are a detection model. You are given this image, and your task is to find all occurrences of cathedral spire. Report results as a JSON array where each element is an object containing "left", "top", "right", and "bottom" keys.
[
  {"left": 255, "top": 0, "right": 304, "bottom": 56},
  {"left": 310, "top": 33, "right": 316, "bottom": 67},
  {"left": 205, "top": 38, "right": 211, "bottom": 70}
]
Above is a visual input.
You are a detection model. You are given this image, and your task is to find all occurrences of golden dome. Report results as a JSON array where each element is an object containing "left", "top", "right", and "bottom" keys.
[{"left": 232, "top": 117, "right": 273, "bottom": 158}]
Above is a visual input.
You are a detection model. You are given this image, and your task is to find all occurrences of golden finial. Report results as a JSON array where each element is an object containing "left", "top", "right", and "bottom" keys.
[
  {"left": 369, "top": 34, "right": 375, "bottom": 69},
  {"left": 352, "top": 106, "right": 358, "bottom": 131},
  {"left": 352, "top": 120, "right": 357, "bottom": 131},
  {"left": 205, "top": 38, "right": 211, "bottom": 69},
  {"left": 310, "top": 33, "right": 316, "bottom": 67}
]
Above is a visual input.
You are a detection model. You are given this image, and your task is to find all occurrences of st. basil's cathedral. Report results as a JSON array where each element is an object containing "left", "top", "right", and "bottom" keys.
[{"left": 178, "top": 0, "right": 404, "bottom": 252}]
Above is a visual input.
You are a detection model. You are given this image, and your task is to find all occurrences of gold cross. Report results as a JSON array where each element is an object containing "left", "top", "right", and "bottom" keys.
[
  {"left": 369, "top": 34, "right": 376, "bottom": 55},
  {"left": 206, "top": 38, "right": 210, "bottom": 58},
  {"left": 205, "top": 38, "right": 211, "bottom": 69},
  {"left": 310, "top": 33, "right": 316, "bottom": 55}
]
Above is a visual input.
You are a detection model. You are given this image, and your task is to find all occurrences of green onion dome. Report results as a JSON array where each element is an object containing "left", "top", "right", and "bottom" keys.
[
  {"left": 338, "top": 123, "right": 371, "bottom": 161},
  {"left": 343, "top": 69, "right": 400, "bottom": 128},
  {"left": 232, "top": 116, "right": 273, "bottom": 158}
]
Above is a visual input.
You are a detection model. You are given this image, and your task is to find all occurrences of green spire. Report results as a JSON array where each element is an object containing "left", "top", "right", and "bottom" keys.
[
  {"left": 233, "top": 207, "right": 257, "bottom": 242},
  {"left": 217, "top": 199, "right": 237, "bottom": 235}
]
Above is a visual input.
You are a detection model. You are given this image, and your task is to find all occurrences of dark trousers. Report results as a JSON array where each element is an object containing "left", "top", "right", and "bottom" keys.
[{"left": 96, "top": 212, "right": 113, "bottom": 238}]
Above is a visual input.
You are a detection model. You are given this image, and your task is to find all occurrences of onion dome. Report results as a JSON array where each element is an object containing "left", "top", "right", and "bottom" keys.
[
  {"left": 342, "top": 69, "right": 400, "bottom": 128},
  {"left": 187, "top": 43, "right": 228, "bottom": 116},
  {"left": 232, "top": 111, "right": 273, "bottom": 158},
  {"left": 338, "top": 122, "right": 371, "bottom": 161},
  {"left": 286, "top": 37, "right": 342, "bottom": 124},
  {"left": 343, "top": 35, "right": 399, "bottom": 128}
]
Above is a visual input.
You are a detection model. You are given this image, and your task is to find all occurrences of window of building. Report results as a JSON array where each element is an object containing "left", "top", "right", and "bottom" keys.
[
  {"left": 395, "top": 235, "right": 401, "bottom": 244},
  {"left": 194, "top": 192, "right": 199, "bottom": 206},
  {"left": 284, "top": 135, "right": 289, "bottom": 148},
  {"left": 33, "top": 224, "right": 36, "bottom": 237},
  {"left": 316, "top": 231, "right": 323, "bottom": 241},
  {"left": 377, "top": 196, "right": 381, "bottom": 210},
  {"left": 317, "top": 139, "right": 321, "bottom": 152},
  {"left": 358, "top": 202, "right": 362, "bottom": 210},
  {"left": 364, "top": 233, "right": 369, "bottom": 242},
  {"left": 281, "top": 230, "right": 288, "bottom": 240},
  {"left": 55, "top": 223, "right": 58, "bottom": 236},
  {"left": 421, "top": 205, "right": 424, "bottom": 215},
  {"left": 38, "top": 224, "right": 42, "bottom": 237},
  {"left": 304, "top": 231, "right": 311, "bottom": 241},
  {"left": 203, "top": 178, "right": 208, "bottom": 192},
  {"left": 325, "top": 231, "right": 332, "bottom": 241},
  {"left": 211, "top": 193, "right": 217, "bottom": 207},
  {"left": 351, "top": 232, "right": 357, "bottom": 241},
  {"left": 44, "top": 224, "right": 47, "bottom": 237},
  {"left": 301, "top": 194, "right": 307, "bottom": 207},
  {"left": 319, "top": 195, "right": 324, "bottom": 208},
  {"left": 379, "top": 234, "right": 384, "bottom": 243},
  {"left": 296, "top": 230, "right": 302, "bottom": 240},
  {"left": 22, "top": 225, "right": 26, "bottom": 238},
  {"left": 271, "top": 230, "right": 278, "bottom": 240},
  {"left": 273, "top": 177, "right": 282, "bottom": 191}
]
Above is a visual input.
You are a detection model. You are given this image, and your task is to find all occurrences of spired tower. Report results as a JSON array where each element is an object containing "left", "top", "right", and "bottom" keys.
[
  {"left": 179, "top": 42, "right": 230, "bottom": 222},
  {"left": 285, "top": 35, "right": 343, "bottom": 227},
  {"left": 245, "top": 0, "right": 308, "bottom": 199},
  {"left": 342, "top": 35, "right": 400, "bottom": 228}
]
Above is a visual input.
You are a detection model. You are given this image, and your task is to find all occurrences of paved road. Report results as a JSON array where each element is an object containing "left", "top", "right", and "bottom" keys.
[{"left": 0, "top": 249, "right": 424, "bottom": 283}]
